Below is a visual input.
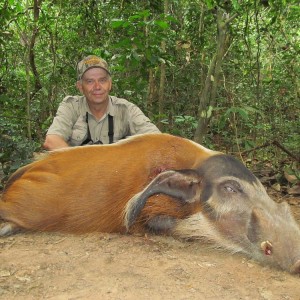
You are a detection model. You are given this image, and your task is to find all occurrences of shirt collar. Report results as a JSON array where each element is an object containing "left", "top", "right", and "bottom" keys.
[
  {"left": 84, "top": 96, "right": 115, "bottom": 118},
  {"left": 106, "top": 96, "right": 115, "bottom": 116}
]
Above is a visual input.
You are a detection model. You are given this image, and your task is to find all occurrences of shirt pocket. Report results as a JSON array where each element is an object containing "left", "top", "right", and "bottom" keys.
[{"left": 70, "top": 116, "right": 88, "bottom": 146}]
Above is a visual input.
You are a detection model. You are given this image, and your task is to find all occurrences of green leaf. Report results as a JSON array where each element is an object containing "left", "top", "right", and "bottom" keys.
[
  {"left": 290, "top": 5, "right": 300, "bottom": 11},
  {"left": 154, "top": 20, "right": 169, "bottom": 29},
  {"left": 223, "top": 107, "right": 249, "bottom": 121},
  {"left": 207, "top": 106, "right": 213, "bottom": 118},
  {"left": 204, "top": 0, "right": 215, "bottom": 10},
  {"left": 242, "top": 105, "right": 264, "bottom": 117},
  {"left": 231, "top": 0, "right": 240, "bottom": 10},
  {"left": 111, "top": 19, "right": 127, "bottom": 29},
  {"left": 235, "top": 108, "right": 249, "bottom": 121}
]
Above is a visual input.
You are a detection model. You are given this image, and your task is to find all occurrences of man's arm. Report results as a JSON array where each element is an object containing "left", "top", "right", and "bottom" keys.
[
  {"left": 43, "top": 96, "right": 80, "bottom": 150},
  {"left": 43, "top": 134, "right": 69, "bottom": 150}
]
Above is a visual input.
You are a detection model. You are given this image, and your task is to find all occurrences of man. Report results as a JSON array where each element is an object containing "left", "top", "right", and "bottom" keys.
[{"left": 43, "top": 55, "right": 160, "bottom": 150}]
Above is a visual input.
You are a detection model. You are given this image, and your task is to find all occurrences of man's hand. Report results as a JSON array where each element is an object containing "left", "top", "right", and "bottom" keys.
[{"left": 43, "top": 135, "right": 69, "bottom": 150}]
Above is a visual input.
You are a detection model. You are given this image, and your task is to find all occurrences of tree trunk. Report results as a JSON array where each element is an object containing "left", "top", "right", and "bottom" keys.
[
  {"left": 24, "top": 0, "right": 43, "bottom": 140},
  {"left": 145, "top": 6, "right": 155, "bottom": 120},
  {"left": 147, "top": 68, "right": 155, "bottom": 118},
  {"left": 157, "top": 0, "right": 168, "bottom": 131},
  {"left": 194, "top": 9, "right": 237, "bottom": 144},
  {"left": 29, "top": 0, "right": 42, "bottom": 93}
]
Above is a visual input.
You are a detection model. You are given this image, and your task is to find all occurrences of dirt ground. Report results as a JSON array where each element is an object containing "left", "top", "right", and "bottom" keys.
[{"left": 1, "top": 193, "right": 300, "bottom": 300}]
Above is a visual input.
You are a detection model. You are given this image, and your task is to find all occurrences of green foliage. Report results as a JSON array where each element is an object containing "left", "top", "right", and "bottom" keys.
[
  {"left": 109, "top": 9, "right": 176, "bottom": 108},
  {"left": 161, "top": 115, "right": 198, "bottom": 139},
  {"left": 0, "top": 0, "right": 299, "bottom": 184},
  {"left": 0, "top": 116, "right": 39, "bottom": 186}
]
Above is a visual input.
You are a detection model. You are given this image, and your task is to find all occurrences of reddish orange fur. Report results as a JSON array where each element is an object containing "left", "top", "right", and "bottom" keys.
[
  {"left": 131, "top": 194, "right": 202, "bottom": 233},
  {"left": 0, "top": 133, "right": 216, "bottom": 234}
]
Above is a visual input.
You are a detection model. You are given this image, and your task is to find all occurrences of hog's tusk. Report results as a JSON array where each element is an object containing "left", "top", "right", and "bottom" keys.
[{"left": 261, "top": 240, "right": 273, "bottom": 255}]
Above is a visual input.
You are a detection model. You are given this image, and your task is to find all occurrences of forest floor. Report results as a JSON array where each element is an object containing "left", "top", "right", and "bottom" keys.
[{"left": 0, "top": 190, "right": 300, "bottom": 300}]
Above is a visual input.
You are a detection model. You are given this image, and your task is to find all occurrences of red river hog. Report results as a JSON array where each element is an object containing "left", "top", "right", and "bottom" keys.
[{"left": 0, "top": 133, "right": 300, "bottom": 274}]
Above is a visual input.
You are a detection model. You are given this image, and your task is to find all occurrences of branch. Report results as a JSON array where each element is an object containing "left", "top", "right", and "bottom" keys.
[
  {"left": 272, "top": 141, "right": 299, "bottom": 162},
  {"left": 0, "top": 114, "right": 36, "bottom": 122},
  {"left": 242, "top": 141, "right": 299, "bottom": 162},
  {"left": 224, "top": 12, "right": 238, "bottom": 26}
]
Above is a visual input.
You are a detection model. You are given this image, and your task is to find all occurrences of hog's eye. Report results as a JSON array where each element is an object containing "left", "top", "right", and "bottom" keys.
[
  {"left": 221, "top": 180, "right": 242, "bottom": 194},
  {"left": 225, "top": 185, "right": 235, "bottom": 193}
]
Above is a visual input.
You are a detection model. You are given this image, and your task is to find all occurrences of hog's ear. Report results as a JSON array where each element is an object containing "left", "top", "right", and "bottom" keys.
[{"left": 124, "top": 169, "right": 202, "bottom": 230}]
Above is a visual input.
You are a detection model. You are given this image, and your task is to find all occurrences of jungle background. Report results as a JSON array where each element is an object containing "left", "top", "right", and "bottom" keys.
[
  {"left": 0, "top": 0, "right": 299, "bottom": 191},
  {"left": 0, "top": 1, "right": 300, "bottom": 299}
]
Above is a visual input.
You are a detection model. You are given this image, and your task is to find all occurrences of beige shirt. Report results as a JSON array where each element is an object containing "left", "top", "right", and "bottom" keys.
[{"left": 47, "top": 95, "right": 160, "bottom": 146}]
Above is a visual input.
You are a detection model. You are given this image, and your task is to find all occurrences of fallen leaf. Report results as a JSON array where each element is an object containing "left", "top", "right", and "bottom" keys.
[{"left": 271, "top": 183, "right": 281, "bottom": 192}]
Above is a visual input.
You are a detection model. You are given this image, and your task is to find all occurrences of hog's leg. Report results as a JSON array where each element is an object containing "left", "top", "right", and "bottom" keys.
[
  {"left": 146, "top": 215, "right": 177, "bottom": 233},
  {"left": 0, "top": 222, "right": 22, "bottom": 236}
]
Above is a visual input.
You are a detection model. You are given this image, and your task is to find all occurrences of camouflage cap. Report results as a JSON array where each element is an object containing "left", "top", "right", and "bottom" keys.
[{"left": 77, "top": 55, "right": 110, "bottom": 80}]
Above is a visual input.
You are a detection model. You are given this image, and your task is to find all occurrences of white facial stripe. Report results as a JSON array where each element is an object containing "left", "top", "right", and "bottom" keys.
[{"left": 174, "top": 213, "right": 245, "bottom": 253}]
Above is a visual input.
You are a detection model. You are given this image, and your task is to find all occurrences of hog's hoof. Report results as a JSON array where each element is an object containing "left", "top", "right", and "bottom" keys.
[{"left": 0, "top": 222, "right": 22, "bottom": 236}]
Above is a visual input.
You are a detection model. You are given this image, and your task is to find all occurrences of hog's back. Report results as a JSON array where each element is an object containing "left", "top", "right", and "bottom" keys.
[{"left": 0, "top": 134, "right": 214, "bottom": 233}]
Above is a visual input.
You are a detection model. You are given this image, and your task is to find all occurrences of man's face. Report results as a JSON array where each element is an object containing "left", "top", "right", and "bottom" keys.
[{"left": 77, "top": 67, "right": 112, "bottom": 106}]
